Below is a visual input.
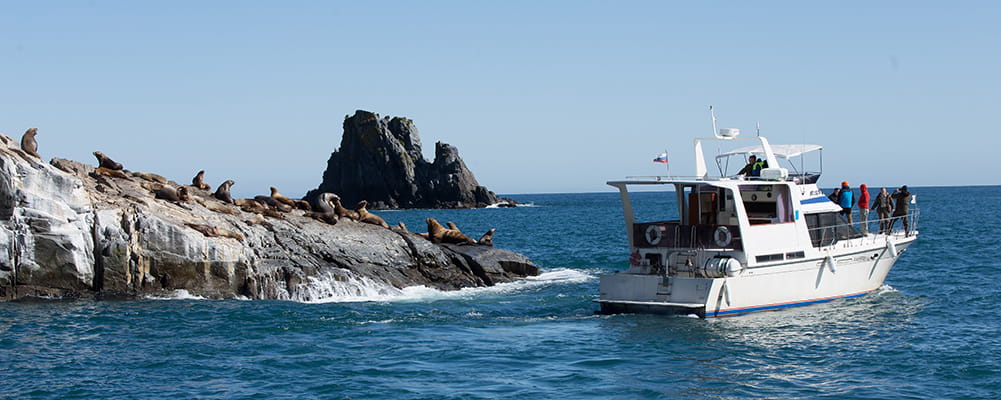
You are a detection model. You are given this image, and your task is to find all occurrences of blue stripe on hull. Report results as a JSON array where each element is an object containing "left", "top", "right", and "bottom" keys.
[
  {"left": 708, "top": 290, "right": 874, "bottom": 317},
  {"left": 800, "top": 196, "right": 832, "bottom": 205}
]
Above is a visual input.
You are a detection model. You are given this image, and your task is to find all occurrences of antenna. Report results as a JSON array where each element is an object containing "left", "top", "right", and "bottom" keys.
[{"left": 756, "top": 121, "right": 761, "bottom": 137}]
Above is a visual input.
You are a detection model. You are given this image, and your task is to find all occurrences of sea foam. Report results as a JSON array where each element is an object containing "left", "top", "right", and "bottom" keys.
[{"left": 303, "top": 268, "right": 594, "bottom": 304}]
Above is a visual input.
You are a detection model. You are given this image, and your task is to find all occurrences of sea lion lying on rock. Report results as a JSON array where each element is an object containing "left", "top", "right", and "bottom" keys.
[
  {"left": 132, "top": 171, "right": 168, "bottom": 184},
  {"left": 329, "top": 194, "right": 359, "bottom": 221},
  {"left": 254, "top": 195, "right": 293, "bottom": 213},
  {"left": 154, "top": 185, "right": 189, "bottom": 203},
  {"left": 194, "top": 197, "right": 239, "bottom": 216},
  {"left": 184, "top": 223, "right": 245, "bottom": 242},
  {"left": 312, "top": 193, "right": 336, "bottom": 214},
  {"left": 235, "top": 198, "right": 285, "bottom": 219},
  {"left": 93, "top": 151, "right": 124, "bottom": 170},
  {"left": 426, "top": 217, "right": 476, "bottom": 245},
  {"left": 355, "top": 200, "right": 389, "bottom": 228},
  {"left": 21, "top": 128, "right": 40, "bottom": 158},
  {"left": 294, "top": 200, "right": 312, "bottom": 211},
  {"left": 305, "top": 211, "right": 339, "bottom": 225},
  {"left": 213, "top": 180, "right": 235, "bottom": 204},
  {"left": 270, "top": 187, "right": 298, "bottom": 209},
  {"left": 93, "top": 167, "right": 129, "bottom": 179},
  {"left": 192, "top": 170, "right": 211, "bottom": 190}
]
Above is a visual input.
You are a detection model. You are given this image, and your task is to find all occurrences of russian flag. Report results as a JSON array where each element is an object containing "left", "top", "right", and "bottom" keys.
[{"left": 653, "top": 153, "right": 668, "bottom": 163}]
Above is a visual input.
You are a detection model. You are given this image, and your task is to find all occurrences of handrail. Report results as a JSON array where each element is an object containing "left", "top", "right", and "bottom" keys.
[{"left": 807, "top": 209, "right": 920, "bottom": 249}]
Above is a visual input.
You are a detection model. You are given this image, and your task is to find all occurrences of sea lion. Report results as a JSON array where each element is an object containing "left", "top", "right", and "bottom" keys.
[
  {"left": 184, "top": 223, "right": 245, "bottom": 242},
  {"left": 194, "top": 197, "right": 239, "bottom": 216},
  {"left": 192, "top": 170, "right": 211, "bottom": 191},
  {"left": 154, "top": 185, "right": 189, "bottom": 202},
  {"left": 132, "top": 171, "right": 168, "bottom": 184},
  {"left": 426, "top": 217, "right": 476, "bottom": 245},
  {"left": 446, "top": 221, "right": 460, "bottom": 231},
  {"left": 313, "top": 193, "right": 336, "bottom": 214},
  {"left": 93, "top": 151, "right": 124, "bottom": 170},
  {"left": 396, "top": 221, "right": 428, "bottom": 240},
  {"left": 306, "top": 211, "right": 339, "bottom": 225},
  {"left": 93, "top": 167, "right": 129, "bottom": 179},
  {"left": 329, "top": 194, "right": 360, "bottom": 221},
  {"left": 477, "top": 228, "right": 496, "bottom": 246},
  {"left": 293, "top": 200, "right": 312, "bottom": 211},
  {"left": 235, "top": 198, "right": 284, "bottom": 219},
  {"left": 270, "top": 187, "right": 298, "bottom": 209},
  {"left": 20, "top": 128, "right": 40, "bottom": 158},
  {"left": 244, "top": 214, "right": 266, "bottom": 225},
  {"left": 355, "top": 200, "right": 389, "bottom": 228},
  {"left": 254, "top": 195, "right": 292, "bottom": 213},
  {"left": 213, "top": 180, "right": 235, "bottom": 204}
]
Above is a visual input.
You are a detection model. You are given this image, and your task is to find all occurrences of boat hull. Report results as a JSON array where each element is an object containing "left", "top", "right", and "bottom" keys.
[{"left": 598, "top": 236, "right": 915, "bottom": 317}]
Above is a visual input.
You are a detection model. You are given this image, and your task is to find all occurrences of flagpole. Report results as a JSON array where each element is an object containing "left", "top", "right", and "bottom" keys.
[{"left": 664, "top": 149, "right": 670, "bottom": 178}]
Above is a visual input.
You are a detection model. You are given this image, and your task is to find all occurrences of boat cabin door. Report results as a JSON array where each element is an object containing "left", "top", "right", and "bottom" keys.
[{"left": 678, "top": 184, "right": 731, "bottom": 226}]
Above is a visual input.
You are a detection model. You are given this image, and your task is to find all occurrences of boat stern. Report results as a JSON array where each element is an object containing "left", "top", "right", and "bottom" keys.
[{"left": 596, "top": 272, "right": 715, "bottom": 316}]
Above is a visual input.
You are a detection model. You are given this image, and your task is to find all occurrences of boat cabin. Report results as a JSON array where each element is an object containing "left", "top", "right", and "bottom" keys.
[{"left": 609, "top": 135, "right": 863, "bottom": 274}]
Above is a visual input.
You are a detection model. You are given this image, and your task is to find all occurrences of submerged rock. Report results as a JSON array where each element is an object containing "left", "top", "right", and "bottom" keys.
[
  {"left": 0, "top": 133, "right": 538, "bottom": 301},
  {"left": 305, "top": 110, "right": 511, "bottom": 209}
]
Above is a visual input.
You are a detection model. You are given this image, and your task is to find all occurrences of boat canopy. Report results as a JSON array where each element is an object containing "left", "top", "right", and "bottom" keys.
[{"left": 716, "top": 144, "right": 822, "bottom": 160}]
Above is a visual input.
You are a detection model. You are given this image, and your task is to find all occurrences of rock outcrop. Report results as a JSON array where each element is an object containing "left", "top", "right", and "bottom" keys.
[
  {"left": 305, "top": 110, "right": 507, "bottom": 209},
  {"left": 0, "top": 133, "right": 538, "bottom": 301}
]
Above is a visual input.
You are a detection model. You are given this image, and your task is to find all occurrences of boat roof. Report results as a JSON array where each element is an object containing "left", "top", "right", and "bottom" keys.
[
  {"left": 715, "top": 144, "right": 822, "bottom": 160},
  {"left": 607, "top": 178, "right": 774, "bottom": 187}
]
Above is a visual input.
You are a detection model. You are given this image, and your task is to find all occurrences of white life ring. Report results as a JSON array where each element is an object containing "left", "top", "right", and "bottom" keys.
[
  {"left": 713, "top": 226, "right": 732, "bottom": 248},
  {"left": 645, "top": 225, "right": 662, "bottom": 245}
]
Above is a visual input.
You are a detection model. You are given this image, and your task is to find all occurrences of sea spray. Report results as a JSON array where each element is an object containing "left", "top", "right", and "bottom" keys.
[{"left": 301, "top": 268, "right": 594, "bottom": 304}]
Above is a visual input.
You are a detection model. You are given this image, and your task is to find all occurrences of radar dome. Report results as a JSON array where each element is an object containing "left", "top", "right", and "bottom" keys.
[{"left": 719, "top": 128, "right": 740, "bottom": 138}]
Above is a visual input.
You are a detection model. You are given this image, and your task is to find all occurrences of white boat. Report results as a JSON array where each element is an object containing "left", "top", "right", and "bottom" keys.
[{"left": 596, "top": 113, "right": 919, "bottom": 317}]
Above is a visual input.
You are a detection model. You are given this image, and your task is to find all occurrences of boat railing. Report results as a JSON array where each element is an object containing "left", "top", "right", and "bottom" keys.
[
  {"left": 808, "top": 209, "right": 920, "bottom": 248},
  {"left": 632, "top": 221, "right": 743, "bottom": 250},
  {"left": 624, "top": 174, "right": 820, "bottom": 184}
]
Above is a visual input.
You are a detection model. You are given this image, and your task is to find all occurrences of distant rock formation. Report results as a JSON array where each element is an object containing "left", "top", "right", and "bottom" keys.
[
  {"left": 0, "top": 132, "right": 537, "bottom": 301},
  {"left": 305, "top": 110, "right": 508, "bottom": 209}
]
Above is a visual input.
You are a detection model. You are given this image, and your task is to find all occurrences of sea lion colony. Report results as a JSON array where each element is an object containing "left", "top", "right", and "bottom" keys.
[{"left": 10, "top": 128, "right": 496, "bottom": 246}]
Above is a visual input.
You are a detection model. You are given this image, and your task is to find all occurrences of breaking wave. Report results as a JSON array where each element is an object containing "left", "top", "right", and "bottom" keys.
[
  {"left": 145, "top": 289, "right": 207, "bottom": 301},
  {"left": 299, "top": 268, "right": 593, "bottom": 304}
]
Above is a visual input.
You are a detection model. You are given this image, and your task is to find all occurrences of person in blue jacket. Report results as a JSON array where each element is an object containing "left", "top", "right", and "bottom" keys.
[{"left": 837, "top": 181, "right": 855, "bottom": 223}]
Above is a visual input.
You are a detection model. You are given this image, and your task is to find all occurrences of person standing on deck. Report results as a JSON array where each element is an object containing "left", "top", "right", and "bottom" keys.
[
  {"left": 828, "top": 188, "right": 841, "bottom": 203},
  {"left": 872, "top": 188, "right": 893, "bottom": 234},
  {"left": 889, "top": 185, "right": 912, "bottom": 236},
  {"left": 837, "top": 181, "right": 855, "bottom": 224},
  {"left": 857, "top": 184, "right": 871, "bottom": 234}
]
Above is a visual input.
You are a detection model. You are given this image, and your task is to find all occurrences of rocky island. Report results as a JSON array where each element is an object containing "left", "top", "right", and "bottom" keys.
[
  {"left": 0, "top": 117, "right": 537, "bottom": 301},
  {"left": 305, "top": 110, "right": 514, "bottom": 209}
]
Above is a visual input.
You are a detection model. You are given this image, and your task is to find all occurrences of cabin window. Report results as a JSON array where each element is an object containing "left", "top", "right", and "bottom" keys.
[
  {"left": 805, "top": 212, "right": 861, "bottom": 247},
  {"left": 739, "top": 184, "right": 793, "bottom": 225}
]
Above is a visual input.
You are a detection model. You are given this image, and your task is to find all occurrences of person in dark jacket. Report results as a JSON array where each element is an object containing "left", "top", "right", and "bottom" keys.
[
  {"left": 872, "top": 187, "right": 893, "bottom": 234},
  {"left": 888, "top": 185, "right": 912, "bottom": 236},
  {"left": 737, "top": 155, "right": 758, "bottom": 177}
]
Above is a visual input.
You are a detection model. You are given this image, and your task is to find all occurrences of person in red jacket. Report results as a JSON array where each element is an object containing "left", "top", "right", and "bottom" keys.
[{"left": 857, "top": 184, "right": 871, "bottom": 234}]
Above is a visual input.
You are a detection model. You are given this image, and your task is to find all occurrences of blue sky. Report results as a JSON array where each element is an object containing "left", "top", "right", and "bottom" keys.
[{"left": 2, "top": 1, "right": 998, "bottom": 197}]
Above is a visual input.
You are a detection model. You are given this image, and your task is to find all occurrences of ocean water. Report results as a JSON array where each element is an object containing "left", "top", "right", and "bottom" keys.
[{"left": 2, "top": 186, "right": 1000, "bottom": 399}]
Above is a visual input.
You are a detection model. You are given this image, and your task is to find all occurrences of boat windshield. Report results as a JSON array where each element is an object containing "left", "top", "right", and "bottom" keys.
[{"left": 714, "top": 144, "right": 822, "bottom": 183}]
